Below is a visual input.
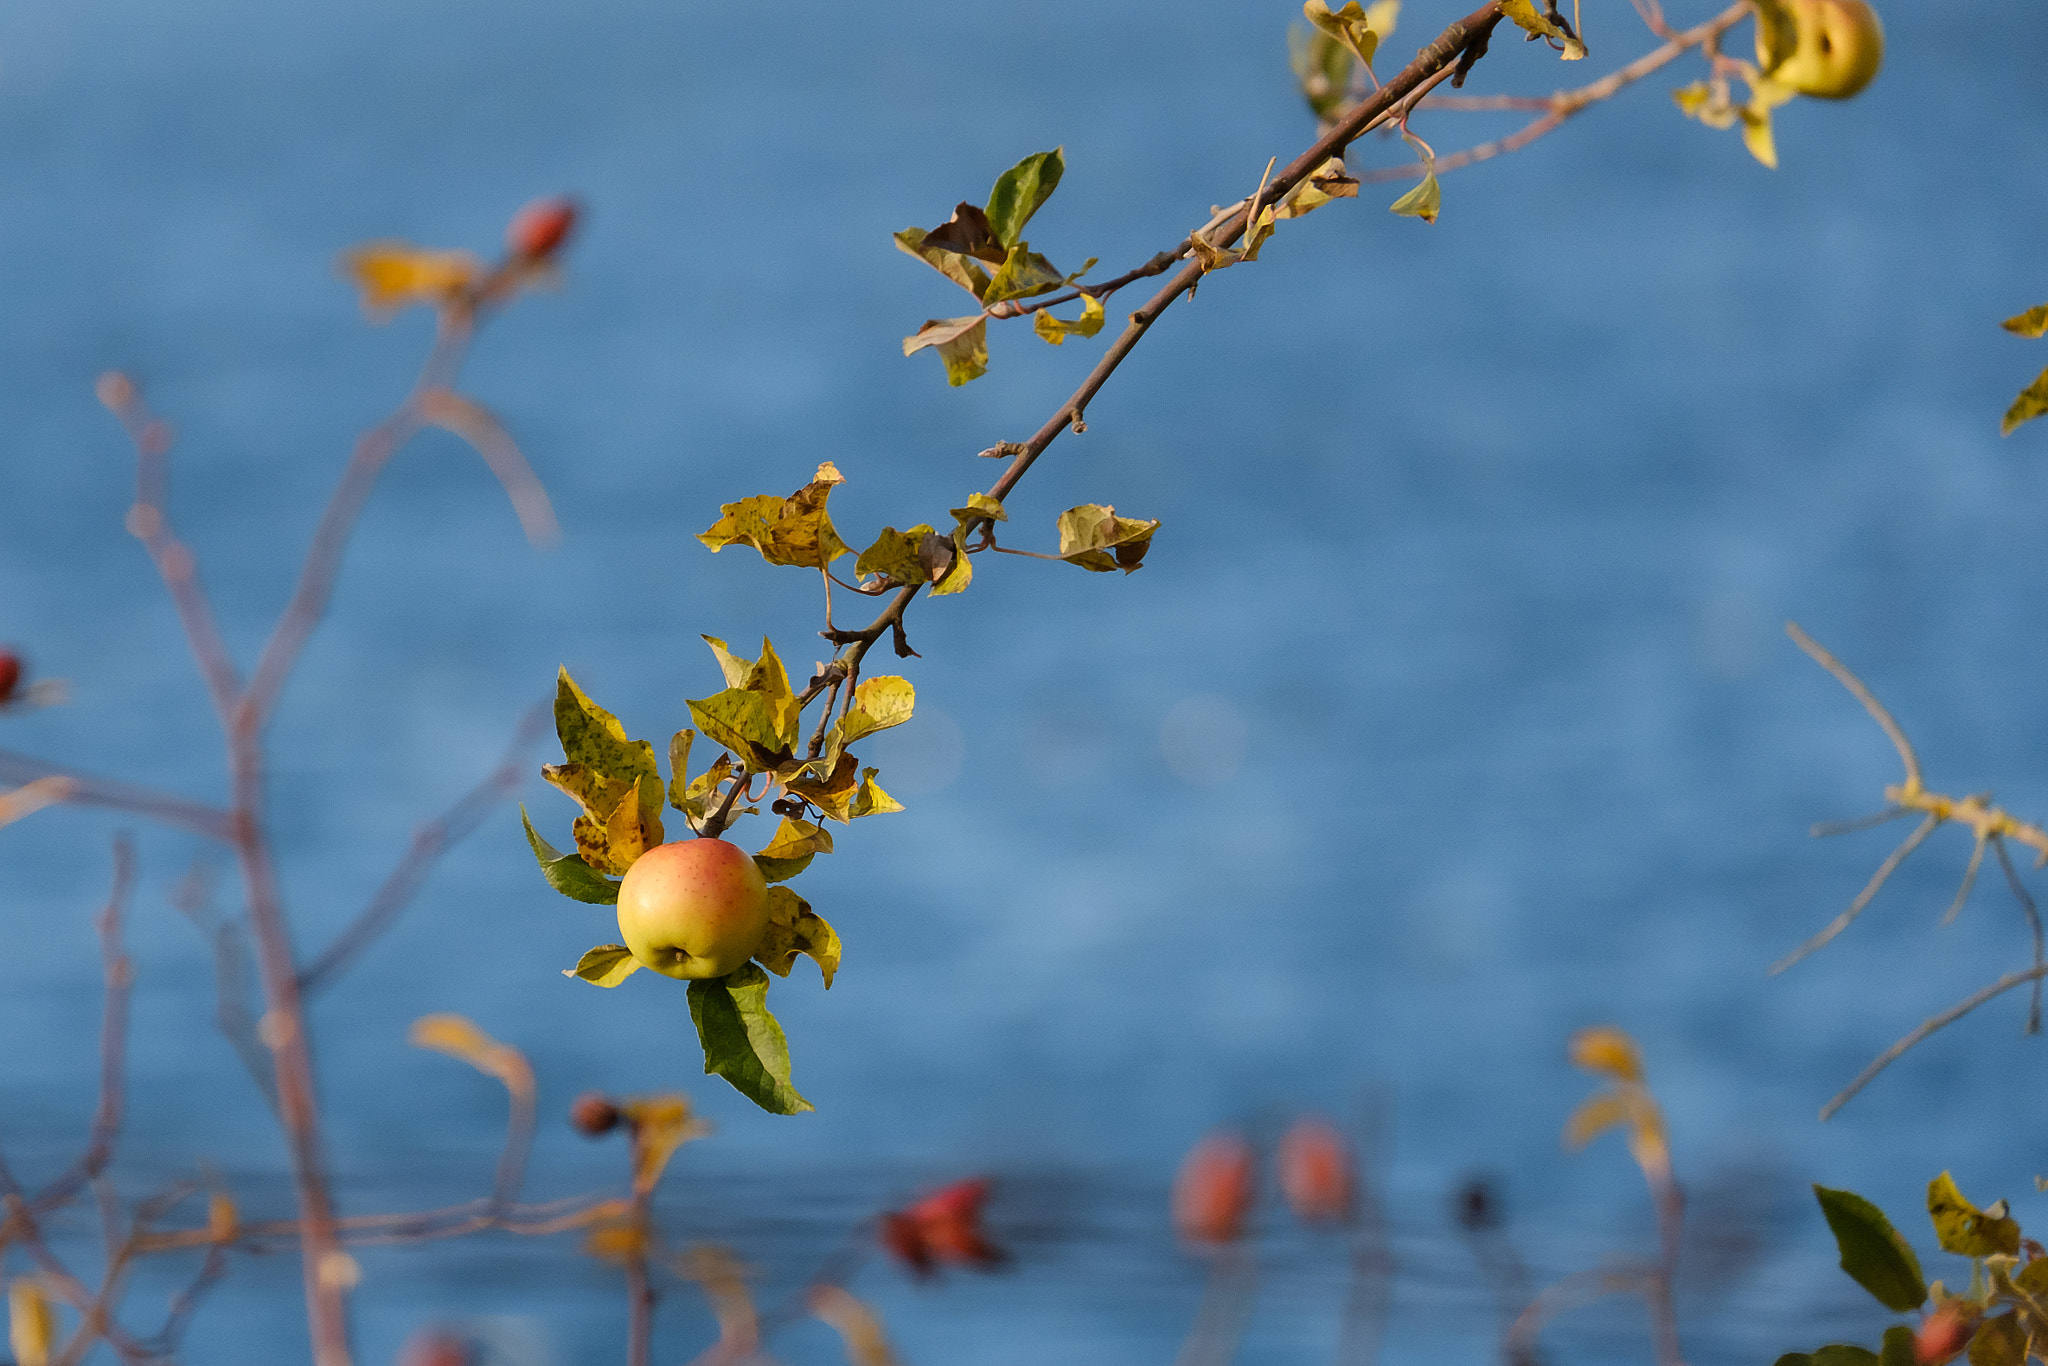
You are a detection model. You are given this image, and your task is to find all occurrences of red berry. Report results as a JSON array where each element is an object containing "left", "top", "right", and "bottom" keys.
[
  {"left": 569, "top": 1092, "right": 621, "bottom": 1137},
  {"left": 1173, "top": 1131, "right": 1256, "bottom": 1245},
  {"left": 1278, "top": 1116, "right": 1354, "bottom": 1225},
  {"left": 1915, "top": 1300, "right": 1979, "bottom": 1366},
  {"left": 879, "top": 1177, "right": 1004, "bottom": 1277},
  {"left": 0, "top": 650, "right": 20, "bottom": 703},
  {"left": 506, "top": 197, "right": 578, "bottom": 261}
]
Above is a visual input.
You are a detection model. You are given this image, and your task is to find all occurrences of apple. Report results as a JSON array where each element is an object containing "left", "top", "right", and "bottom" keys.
[
  {"left": 1756, "top": 0, "right": 1883, "bottom": 100},
  {"left": 615, "top": 837, "right": 771, "bottom": 980},
  {"left": 1914, "top": 1299, "right": 1979, "bottom": 1366}
]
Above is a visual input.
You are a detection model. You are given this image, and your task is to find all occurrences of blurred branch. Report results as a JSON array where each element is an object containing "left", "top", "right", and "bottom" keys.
[
  {"left": 298, "top": 702, "right": 548, "bottom": 995},
  {"left": 0, "top": 752, "right": 231, "bottom": 841},
  {"left": 1822, "top": 962, "right": 2048, "bottom": 1120},
  {"left": 31, "top": 837, "right": 136, "bottom": 1216}
]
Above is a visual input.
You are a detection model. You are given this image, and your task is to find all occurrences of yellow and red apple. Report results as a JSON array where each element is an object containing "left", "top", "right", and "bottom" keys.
[{"left": 616, "top": 838, "right": 770, "bottom": 979}]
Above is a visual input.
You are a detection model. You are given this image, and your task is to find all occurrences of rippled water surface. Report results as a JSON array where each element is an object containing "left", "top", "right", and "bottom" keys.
[{"left": 2, "top": 0, "right": 2047, "bottom": 1361}]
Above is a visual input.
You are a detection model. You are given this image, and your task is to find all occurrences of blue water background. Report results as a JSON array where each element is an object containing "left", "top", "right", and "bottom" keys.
[{"left": 1, "top": 0, "right": 2046, "bottom": 1360}]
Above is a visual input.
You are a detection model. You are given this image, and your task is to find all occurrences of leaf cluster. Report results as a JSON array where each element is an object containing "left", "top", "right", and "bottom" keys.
[{"left": 1784, "top": 1174, "right": 2048, "bottom": 1366}]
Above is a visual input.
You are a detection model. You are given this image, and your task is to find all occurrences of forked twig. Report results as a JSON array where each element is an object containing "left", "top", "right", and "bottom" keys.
[
  {"left": 1821, "top": 962, "right": 2048, "bottom": 1120},
  {"left": 1786, "top": 622, "right": 1922, "bottom": 791},
  {"left": 1771, "top": 814, "right": 1938, "bottom": 975}
]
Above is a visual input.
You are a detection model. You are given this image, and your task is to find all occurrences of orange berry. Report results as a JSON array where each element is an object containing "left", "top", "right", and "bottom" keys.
[
  {"left": 569, "top": 1091, "right": 621, "bottom": 1137},
  {"left": 506, "top": 197, "right": 579, "bottom": 261},
  {"left": 1173, "top": 1131, "right": 1256, "bottom": 1245},
  {"left": 1278, "top": 1116, "right": 1354, "bottom": 1224}
]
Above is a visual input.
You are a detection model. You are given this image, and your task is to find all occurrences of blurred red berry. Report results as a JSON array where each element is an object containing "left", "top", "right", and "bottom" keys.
[
  {"left": 1915, "top": 1299, "right": 1979, "bottom": 1366},
  {"left": 0, "top": 650, "right": 21, "bottom": 703},
  {"left": 506, "top": 197, "right": 578, "bottom": 262},
  {"left": 879, "top": 1177, "right": 1004, "bottom": 1277},
  {"left": 569, "top": 1091, "right": 621, "bottom": 1137},
  {"left": 1277, "top": 1116, "right": 1353, "bottom": 1225},
  {"left": 1173, "top": 1131, "right": 1256, "bottom": 1245}
]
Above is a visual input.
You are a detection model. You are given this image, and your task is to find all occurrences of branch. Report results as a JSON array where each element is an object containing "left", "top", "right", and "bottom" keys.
[
  {"left": 0, "top": 751, "right": 234, "bottom": 842},
  {"left": 297, "top": 702, "right": 549, "bottom": 995},
  {"left": 1821, "top": 962, "right": 2048, "bottom": 1120},
  {"left": 1769, "top": 813, "right": 1939, "bottom": 975},
  {"left": 98, "top": 374, "right": 243, "bottom": 733},
  {"left": 31, "top": 837, "right": 136, "bottom": 1216},
  {"left": 1786, "top": 621, "right": 1923, "bottom": 792},
  {"left": 1357, "top": 3, "right": 1749, "bottom": 184}
]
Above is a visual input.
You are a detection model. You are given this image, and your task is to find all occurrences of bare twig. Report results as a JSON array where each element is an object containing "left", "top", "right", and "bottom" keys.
[
  {"left": 1173, "top": 1245, "right": 1259, "bottom": 1366},
  {"left": 298, "top": 703, "right": 549, "bottom": 994},
  {"left": 0, "top": 752, "right": 231, "bottom": 842},
  {"left": 1504, "top": 1268, "right": 1648, "bottom": 1365},
  {"left": 1992, "top": 835, "right": 2044, "bottom": 1034},
  {"left": 1786, "top": 622, "right": 1922, "bottom": 791},
  {"left": 32, "top": 837, "right": 136, "bottom": 1216},
  {"left": 1821, "top": 962, "right": 2048, "bottom": 1120},
  {"left": 1356, "top": 4, "right": 1749, "bottom": 184},
  {"left": 1770, "top": 814, "right": 1939, "bottom": 975}
]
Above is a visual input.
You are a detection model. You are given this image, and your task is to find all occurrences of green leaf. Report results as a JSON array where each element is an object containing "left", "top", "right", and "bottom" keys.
[
  {"left": 1772, "top": 1354, "right": 1816, "bottom": 1366},
  {"left": 1809, "top": 1349, "right": 1879, "bottom": 1366},
  {"left": 2002, "top": 366, "right": 2048, "bottom": 436},
  {"left": 754, "top": 886, "right": 841, "bottom": 987},
  {"left": 1497, "top": 0, "right": 1587, "bottom": 58},
  {"left": 983, "top": 243, "right": 1067, "bottom": 305},
  {"left": 850, "top": 767, "right": 904, "bottom": 818},
  {"left": 687, "top": 965, "right": 812, "bottom": 1115},
  {"left": 1814, "top": 1185, "right": 1928, "bottom": 1313},
  {"left": 855, "top": 524, "right": 937, "bottom": 587},
  {"left": 520, "top": 805, "right": 621, "bottom": 904},
  {"left": 1741, "top": 103, "right": 1779, "bottom": 170},
  {"left": 567, "top": 943, "right": 641, "bottom": 987},
  {"left": 1033, "top": 292, "right": 1107, "bottom": 346},
  {"left": 1389, "top": 173, "right": 1440, "bottom": 224},
  {"left": 1055, "top": 503, "right": 1161, "bottom": 573},
  {"left": 1879, "top": 1326, "right": 1917, "bottom": 1366},
  {"left": 1929, "top": 1172, "right": 2021, "bottom": 1258},
  {"left": 840, "top": 676, "right": 915, "bottom": 746},
  {"left": 2003, "top": 304, "right": 2048, "bottom": 339},
  {"left": 2014, "top": 1256, "right": 2048, "bottom": 1299},
  {"left": 696, "top": 465, "right": 851, "bottom": 569},
  {"left": 984, "top": 149, "right": 1064, "bottom": 249},
  {"left": 902, "top": 315, "right": 989, "bottom": 387},
  {"left": 1971, "top": 1312, "right": 2026, "bottom": 1366}
]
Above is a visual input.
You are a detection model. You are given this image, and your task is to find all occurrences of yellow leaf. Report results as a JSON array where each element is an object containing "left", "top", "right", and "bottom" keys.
[
  {"left": 1739, "top": 105, "right": 1779, "bottom": 169},
  {"left": 409, "top": 1013, "right": 534, "bottom": 1097},
  {"left": 339, "top": 241, "right": 482, "bottom": 317},
  {"left": 841, "top": 677, "right": 916, "bottom": 745},
  {"left": 677, "top": 1245, "right": 759, "bottom": 1349},
  {"left": 2003, "top": 304, "right": 2048, "bottom": 339},
  {"left": 1568, "top": 1025, "right": 1642, "bottom": 1082},
  {"left": 1563, "top": 1092, "right": 1628, "bottom": 1149},
  {"left": 851, "top": 767, "right": 904, "bottom": 819},
  {"left": 1497, "top": 0, "right": 1587, "bottom": 58},
  {"left": 1055, "top": 504, "right": 1161, "bottom": 573},
  {"left": 697, "top": 471, "right": 852, "bottom": 570},
  {"left": 623, "top": 1094, "right": 708, "bottom": 1195},
  {"left": 1303, "top": 0, "right": 1382, "bottom": 66},
  {"left": 8, "top": 1279, "right": 57, "bottom": 1366},
  {"left": 902, "top": 315, "right": 990, "bottom": 386},
  {"left": 811, "top": 1285, "right": 901, "bottom": 1366},
  {"left": 855, "top": 524, "right": 938, "bottom": 587},
  {"left": 1032, "top": 292, "right": 1107, "bottom": 345},
  {"left": 567, "top": 943, "right": 642, "bottom": 987},
  {"left": 1388, "top": 173, "right": 1440, "bottom": 224},
  {"left": 2004, "top": 366, "right": 2048, "bottom": 436},
  {"left": 754, "top": 886, "right": 842, "bottom": 988}
]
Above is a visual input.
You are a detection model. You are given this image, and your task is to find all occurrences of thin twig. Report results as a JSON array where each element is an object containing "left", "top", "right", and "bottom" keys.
[
  {"left": 1992, "top": 835, "right": 2044, "bottom": 1034},
  {"left": 1821, "top": 963, "right": 2048, "bottom": 1120},
  {"left": 1769, "top": 814, "right": 1938, "bottom": 975},
  {"left": 0, "top": 752, "right": 232, "bottom": 842},
  {"left": 1811, "top": 807, "right": 1911, "bottom": 839},
  {"left": 1943, "top": 834, "right": 1988, "bottom": 926},
  {"left": 1786, "top": 622, "right": 1922, "bottom": 791},
  {"left": 32, "top": 837, "right": 136, "bottom": 1216},
  {"left": 1356, "top": 4, "right": 1749, "bottom": 184},
  {"left": 1173, "top": 1245, "right": 1259, "bottom": 1366},
  {"left": 1503, "top": 1268, "right": 1648, "bottom": 1365},
  {"left": 297, "top": 702, "right": 549, "bottom": 994}
]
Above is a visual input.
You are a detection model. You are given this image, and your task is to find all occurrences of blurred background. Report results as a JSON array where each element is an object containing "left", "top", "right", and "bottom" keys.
[{"left": 1, "top": 0, "right": 2045, "bottom": 1360}]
